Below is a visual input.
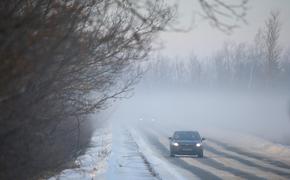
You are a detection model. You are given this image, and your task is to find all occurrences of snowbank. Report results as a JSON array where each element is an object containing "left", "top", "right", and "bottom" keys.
[{"left": 48, "top": 127, "right": 112, "bottom": 180}]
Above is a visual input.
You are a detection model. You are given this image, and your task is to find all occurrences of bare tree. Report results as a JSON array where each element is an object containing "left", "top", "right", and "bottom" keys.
[
  {"left": 0, "top": 0, "right": 174, "bottom": 179},
  {"left": 113, "top": 0, "right": 249, "bottom": 33},
  {"left": 264, "top": 11, "right": 282, "bottom": 85},
  {"left": 198, "top": 0, "right": 248, "bottom": 33}
]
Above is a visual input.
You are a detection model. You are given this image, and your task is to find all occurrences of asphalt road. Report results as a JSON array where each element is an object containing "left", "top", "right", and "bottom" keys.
[{"left": 136, "top": 121, "right": 290, "bottom": 180}]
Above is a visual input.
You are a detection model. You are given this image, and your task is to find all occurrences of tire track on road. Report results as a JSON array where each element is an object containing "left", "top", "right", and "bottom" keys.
[
  {"left": 208, "top": 138, "right": 290, "bottom": 170},
  {"left": 204, "top": 142, "right": 290, "bottom": 178}
]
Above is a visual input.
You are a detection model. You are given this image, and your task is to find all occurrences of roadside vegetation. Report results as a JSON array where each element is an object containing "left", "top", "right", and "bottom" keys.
[{"left": 0, "top": 0, "right": 250, "bottom": 179}]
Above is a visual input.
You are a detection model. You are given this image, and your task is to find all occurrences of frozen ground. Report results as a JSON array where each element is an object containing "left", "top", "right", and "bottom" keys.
[{"left": 48, "top": 128, "right": 112, "bottom": 180}]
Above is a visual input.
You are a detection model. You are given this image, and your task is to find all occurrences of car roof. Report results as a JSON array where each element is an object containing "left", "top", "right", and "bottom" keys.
[{"left": 174, "top": 131, "right": 199, "bottom": 134}]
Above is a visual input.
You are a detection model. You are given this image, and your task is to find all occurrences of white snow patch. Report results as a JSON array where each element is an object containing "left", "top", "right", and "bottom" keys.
[
  {"left": 106, "top": 125, "right": 156, "bottom": 180},
  {"left": 48, "top": 127, "right": 112, "bottom": 180}
]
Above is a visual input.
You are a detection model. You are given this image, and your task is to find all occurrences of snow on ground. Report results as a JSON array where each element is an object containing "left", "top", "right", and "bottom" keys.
[
  {"left": 47, "top": 117, "right": 290, "bottom": 180},
  {"left": 48, "top": 127, "right": 112, "bottom": 180},
  {"left": 106, "top": 123, "right": 158, "bottom": 180},
  {"left": 48, "top": 121, "right": 174, "bottom": 180}
]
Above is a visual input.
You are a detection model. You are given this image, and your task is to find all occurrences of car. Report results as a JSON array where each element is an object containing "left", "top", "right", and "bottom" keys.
[{"left": 169, "top": 131, "right": 205, "bottom": 158}]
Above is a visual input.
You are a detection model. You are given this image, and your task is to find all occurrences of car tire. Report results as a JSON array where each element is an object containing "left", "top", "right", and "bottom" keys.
[{"left": 197, "top": 151, "right": 203, "bottom": 158}]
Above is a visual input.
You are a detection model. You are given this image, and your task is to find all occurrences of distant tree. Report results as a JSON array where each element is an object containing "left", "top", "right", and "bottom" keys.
[
  {"left": 231, "top": 43, "right": 251, "bottom": 87},
  {"left": 264, "top": 11, "right": 282, "bottom": 85},
  {"left": 213, "top": 42, "right": 235, "bottom": 86},
  {"left": 188, "top": 54, "right": 202, "bottom": 86},
  {"left": 247, "top": 29, "right": 267, "bottom": 89},
  {"left": 173, "top": 59, "right": 186, "bottom": 85}
]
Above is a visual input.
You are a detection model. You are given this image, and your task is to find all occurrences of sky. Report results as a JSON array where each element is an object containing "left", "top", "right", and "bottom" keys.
[{"left": 158, "top": 0, "right": 290, "bottom": 58}]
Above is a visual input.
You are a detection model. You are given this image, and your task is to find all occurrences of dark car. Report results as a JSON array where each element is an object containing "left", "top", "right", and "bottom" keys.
[{"left": 169, "top": 131, "right": 205, "bottom": 158}]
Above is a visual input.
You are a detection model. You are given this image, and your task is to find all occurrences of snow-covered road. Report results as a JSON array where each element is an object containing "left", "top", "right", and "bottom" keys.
[{"left": 130, "top": 120, "right": 290, "bottom": 180}]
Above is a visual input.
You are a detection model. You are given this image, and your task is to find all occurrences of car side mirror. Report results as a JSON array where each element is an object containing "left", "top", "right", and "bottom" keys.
[
  {"left": 202, "top": 137, "right": 206, "bottom": 141},
  {"left": 168, "top": 137, "right": 172, "bottom": 140}
]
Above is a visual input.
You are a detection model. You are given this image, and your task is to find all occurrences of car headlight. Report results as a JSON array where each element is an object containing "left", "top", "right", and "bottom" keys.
[
  {"left": 196, "top": 143, "right": 202, "bottom": 147},
  {"left": 172, "top": 142, "right": 179, "bottom": 146}
]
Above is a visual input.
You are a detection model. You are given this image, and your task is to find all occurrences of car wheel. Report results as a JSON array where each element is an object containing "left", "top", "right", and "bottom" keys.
[{"left": 197, "top": 151, "right": 203, "bottom": 158}]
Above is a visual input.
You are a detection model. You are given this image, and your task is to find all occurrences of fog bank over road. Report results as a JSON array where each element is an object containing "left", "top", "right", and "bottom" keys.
[{"left": 114, "top": 88, "right": 290, "bottom": 145}]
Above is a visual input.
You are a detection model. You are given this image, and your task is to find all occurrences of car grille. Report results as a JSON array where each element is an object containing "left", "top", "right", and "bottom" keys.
[{"left": 180, "top": 144, "right": 194, "bottom": 149}]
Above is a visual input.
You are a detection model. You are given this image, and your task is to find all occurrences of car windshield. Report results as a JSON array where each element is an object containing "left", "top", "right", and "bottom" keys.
[{"left": 174, "top": 132, "right": 200, "bottom": 140}]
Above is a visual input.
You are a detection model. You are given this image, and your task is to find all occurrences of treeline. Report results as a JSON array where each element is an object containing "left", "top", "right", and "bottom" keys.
[{"left": 144, "top": 12, "right": 290, "bottom": 91}]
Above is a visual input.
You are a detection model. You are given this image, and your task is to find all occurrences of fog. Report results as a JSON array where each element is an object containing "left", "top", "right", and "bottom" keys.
[
  {"left": 111, "top": 86, "right": 290, "bottom": 145},
  {"left": 109, "top": 5, "right": 290, "bottom": 146},
  {"left": 110, "top": 31, "right": 290, "bottom": 146},
  {"left": 3, "top": 1, "right": 290, "bottom": 179}
]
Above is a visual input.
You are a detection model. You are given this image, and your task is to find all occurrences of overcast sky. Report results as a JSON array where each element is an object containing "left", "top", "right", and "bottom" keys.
[{"left": 158, "top": 0, "right": 290, "bottom": 58}]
